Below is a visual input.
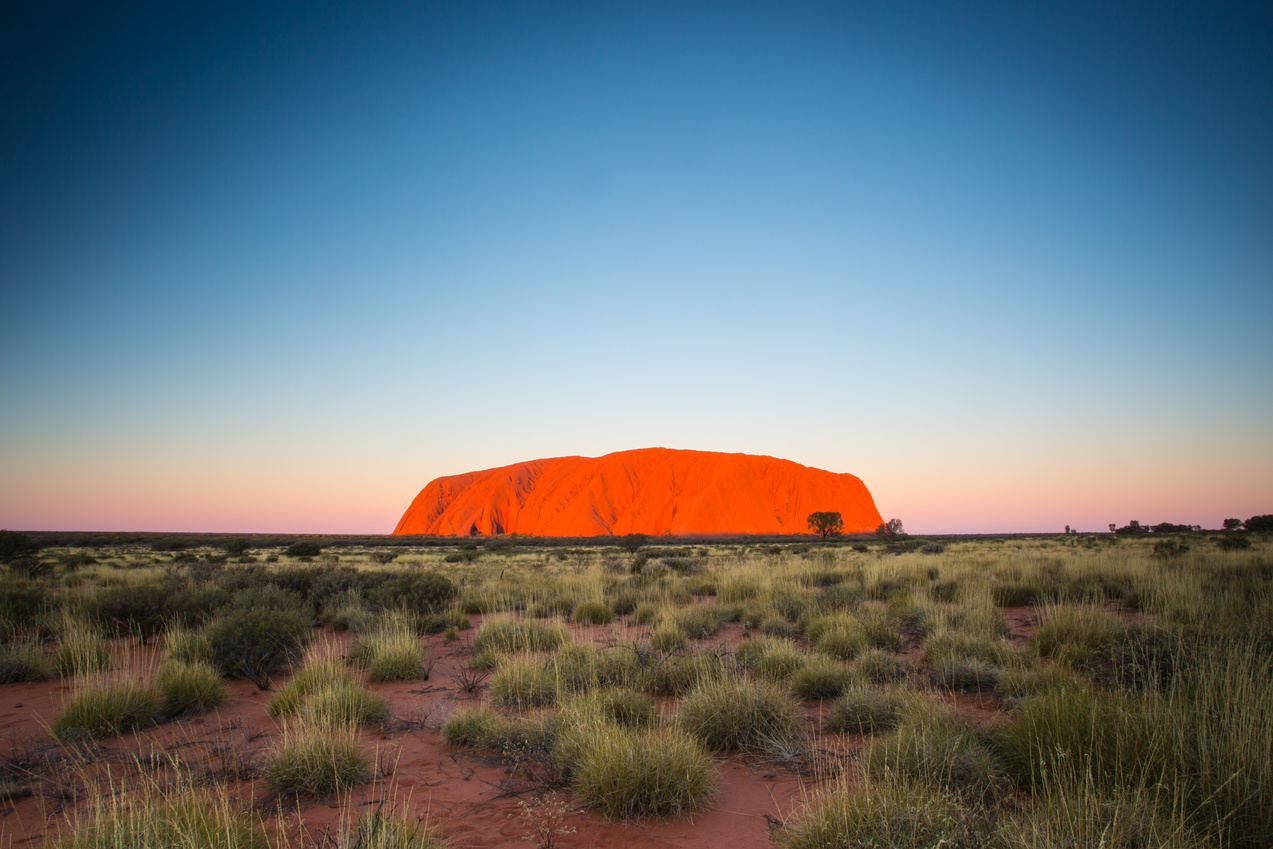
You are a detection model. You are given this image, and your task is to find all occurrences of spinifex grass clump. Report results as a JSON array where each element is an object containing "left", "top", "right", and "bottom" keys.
[
  {"left": 163, "top": 622, "right": 213, "bottom": 665},
  {"left": 643, "top": 649, "right": 727, "bottom": 697},
  {"left": 472, "top": 619, "right": 569, "bottom": 663},
  {"left": 441, "top": 705, "right": 502, "bottom": 747},
  {"left": 264, "top": 723, "right": 370, "bottom": 797},
  {"left": 52, "top": 679, "right": 160, "bottom": 739},
  {"left": 553, "top": 694, "right": 714, "bottom": 820},
  {"left": 679, "top": 675, "right": 803, "bottom": 754},
  {"left": 54, "top": 626, "right": 112, "bottom": 678},
  {"left": 1030, "top": 603, "right": 1128, "bottom": 670},
  {"left": 790, "top": 655, "right": 856, "bottom": 700},
  {"left": 865, "top": 708, "right": 1001, "bottom": 798},
  {"left": 735, "top": 636, "right": 807, "bottom": 682},
  {"left": 325, "top": 807, "right": 448, "bottom": 849},
  {"left": 855, "top": 649, "right": 913, "bottom": 684},
  {"left": 51, "top": 782, "right": 269, "bottom": 849},
  {"left": 489, "top": 655, "right": 558, "bottom": 708},
  {"left": 779, "top": 774, "right": 990, "bottom": 849},
  {"left": 155, "top": 659, "right": 225, "bottom": 717},
  {"left": 348, "top": 613, "right": 428, "bottom": 683},
  {"left": 0, "top": 636, "right": 52, "bottom": 682},
  {"left": 807, "top": 615, "right": 867, "bottom": 660},
  {"left": 826, "top": 685, "right": 911, "bottom": 735},
  {"left": 572, "top": 599, "right": 614, "bottom": 625},
  {"left": 267, "top": 648, "right": 386, "bottom": 727},
  {"left": 569, "top": 724, "right": 715, "bottom": 819}
]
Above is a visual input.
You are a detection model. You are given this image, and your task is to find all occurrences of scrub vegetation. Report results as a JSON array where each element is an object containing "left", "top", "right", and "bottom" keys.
[{"left": 0, "top": 529, "right": 1269, "bottom": 849}]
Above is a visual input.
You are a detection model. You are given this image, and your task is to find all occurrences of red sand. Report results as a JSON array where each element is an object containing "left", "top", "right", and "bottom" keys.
[{"left": 394, "top": 448, "right": 884, "bottom": 537}]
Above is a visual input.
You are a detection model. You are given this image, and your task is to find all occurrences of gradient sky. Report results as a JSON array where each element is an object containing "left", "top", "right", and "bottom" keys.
[{"left": 2, "top": 1, "right": 1270, "bottom": 534}]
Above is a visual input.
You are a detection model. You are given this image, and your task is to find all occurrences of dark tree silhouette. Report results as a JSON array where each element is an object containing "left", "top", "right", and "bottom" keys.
[{"left": 807, "top": 512, "right": 844, "bottom": 539}]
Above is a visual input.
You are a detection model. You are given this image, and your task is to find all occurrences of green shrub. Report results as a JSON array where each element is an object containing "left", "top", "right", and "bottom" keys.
[
  {"left": 89, "top": 580, "right": 189, "bottom": 639},
  {"left": 0, "top": 575, "right": 49, "bottom": 637},
  {"left": 202, "top": 606, "right": 311, "bottom": 688},
  {"left": 53, "top": 682, "right": 160, "bottom": 739},
  {"left": 857, "top": 608, "right": 904, "bottom": 652},
  {"left": 827, "top": 686, "right": 909, "bottom": 735},
  {"left": 631, "top": 602, "right": 659, "bottom": 625},
  {"left": 679, "top": 676, "right": 802, "bottom": 754},
  {"left": 156, "top": 659, "right": 226, "bottom": 717},
  {"left": 268, "top": 653, "right": 385, "bottom": 726},
  {"left": 569, "top": 724, "right": 715, "bottom": 819},
  {"left": 572, "top": 599, "right": 614, "bottom": 625},
  {"left": 297, "top": 680, "right": 387, "bottom": 727},
  {"left": 264, "top": 724, "right": 369, "bottom": 797},
  {"left": 368, "top": 571, "right": 456, "bottom": 614},
  {"left": 585, "top": 687, "right": 657, "bottom": 729},
  {"left": 283, "top": 541, "right": 322, "bottom": 560},
  {"left": 791, "top": 656, "right": 855, "bottom": 700}
]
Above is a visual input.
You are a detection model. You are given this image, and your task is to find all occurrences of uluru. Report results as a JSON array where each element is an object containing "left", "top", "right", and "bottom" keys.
[{"left": 393, "top": 447, "right": 883, "bottom": 536}]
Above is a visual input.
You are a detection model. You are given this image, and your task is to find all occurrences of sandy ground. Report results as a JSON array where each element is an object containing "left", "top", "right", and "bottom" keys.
[{"left": 0, "top": 601, "right": 1129, "bottom": 848}]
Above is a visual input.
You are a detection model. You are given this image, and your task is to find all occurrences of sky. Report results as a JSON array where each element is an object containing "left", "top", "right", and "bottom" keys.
[{"left": 2, "top": 1, "right": 1271, "bottom": 534}]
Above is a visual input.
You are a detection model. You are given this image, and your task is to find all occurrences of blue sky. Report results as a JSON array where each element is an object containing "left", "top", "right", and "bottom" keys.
[{"left": 2, "top": 1, "right": 1270, "bottom": 533}]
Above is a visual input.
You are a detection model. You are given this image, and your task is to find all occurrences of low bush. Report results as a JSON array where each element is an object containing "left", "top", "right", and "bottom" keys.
[
  {"left": 202, "top": 606, "right": 311, "bottom": 688},
  {"left": 268, "top": 652, "right": 385, "bottom": 727},
  {"left": 368, "top": 571, "right": 456, "bottom": 614},
  {"left": 264, "top": 724, "right": 369, "bottom": 797},
  {"left": 814, "top": 619, "right": 867, "bottom": 660},
  {"left": 679, "top": 676, "right": 803, "bottom": 754},
  {"left": 674, "top": 605, "right": 720, "bottom": 639},
  {"left": 155, "top": 659, "right": 226, "bottom": 717},
  {"left": 649, "top": 621, "right": 686, "bottom": 652},
  {"left": 53, "top": 682, "right": 160, "bottom": 739}
]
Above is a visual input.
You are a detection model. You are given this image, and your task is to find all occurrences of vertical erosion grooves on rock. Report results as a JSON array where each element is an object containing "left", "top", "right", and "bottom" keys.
[{"left": 393, "top": 447, "right": 883, "bottom": 537}]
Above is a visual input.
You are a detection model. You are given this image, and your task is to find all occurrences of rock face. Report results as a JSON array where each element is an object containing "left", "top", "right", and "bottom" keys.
[{"left": 393, "top": 448, "right": 883, "bottom": 537}]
